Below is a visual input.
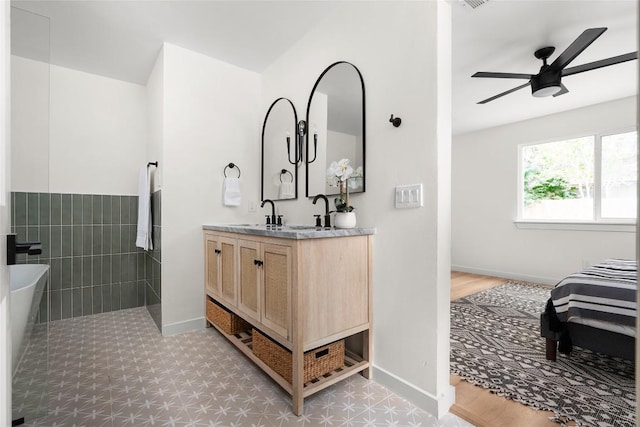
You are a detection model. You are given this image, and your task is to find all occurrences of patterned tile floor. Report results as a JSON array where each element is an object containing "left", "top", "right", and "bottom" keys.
[{"left": 18, "top": 307, "right": 472, "bottom": 427}]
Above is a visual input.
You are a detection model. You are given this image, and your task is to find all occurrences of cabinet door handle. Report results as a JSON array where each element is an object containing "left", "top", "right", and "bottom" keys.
[
  {"left": 254, "top": 259, "right": 263, "bottom": 267},
  {"left": 214, "top": 249, "right": 221, "bottom": 254}
]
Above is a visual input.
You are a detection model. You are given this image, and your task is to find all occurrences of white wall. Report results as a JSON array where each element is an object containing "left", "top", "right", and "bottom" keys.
[
  {"left": 49, "top": 64, "right": 146, "bottom": 195},
  {"left": 260, "top": 2, "right": 453, "bottom": 416},
  {"left": 160, "top": 43, "right": 262, "bottom": 334},
  {"left": 11, "top": 56, "right": 48, "bottom": 192},
  {"left": 452, "top": 96, "right": 637, "bottom": 284},
  {"left": 11, "top": 56, "right": 147, "bottom": 195},
  {"left": 146, "top": 48, "right": 164, "bottom": 192}
]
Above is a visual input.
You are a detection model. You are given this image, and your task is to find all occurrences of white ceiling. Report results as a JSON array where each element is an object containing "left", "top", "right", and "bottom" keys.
[
  {"left": 11, "top": 1, "right": 340, "bottom": 83},
  {"left": 452, "top": 0, "right": 638, "bottom": 135},
  {"left": 10, "top": 0, "right": 639, "bottom": 135}
]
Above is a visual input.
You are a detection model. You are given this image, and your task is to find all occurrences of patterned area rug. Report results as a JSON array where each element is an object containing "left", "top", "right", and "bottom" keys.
[{"left": 450, "top": 281, "right": 636, "bottom": 427}]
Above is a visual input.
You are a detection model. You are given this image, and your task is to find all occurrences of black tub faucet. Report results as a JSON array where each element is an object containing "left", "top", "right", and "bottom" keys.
[
  {"left": 312, "top": 194, "right": 331, "bottom": 228},
  {"left": 6, "top": 233, "right": 42, "bottom": 265},
  {"left": 261, "top": 199, "right": 276, "bottom": 225}
]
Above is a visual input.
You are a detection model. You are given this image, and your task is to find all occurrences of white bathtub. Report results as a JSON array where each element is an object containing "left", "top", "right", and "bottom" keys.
[{"left": 10, "top": 264, "right": 49, "bottom": 373}]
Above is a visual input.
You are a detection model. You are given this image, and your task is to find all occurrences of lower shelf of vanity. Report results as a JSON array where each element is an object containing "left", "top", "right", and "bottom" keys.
[{"left": 207, "top": 320, "right": 370, "bottom": 398}]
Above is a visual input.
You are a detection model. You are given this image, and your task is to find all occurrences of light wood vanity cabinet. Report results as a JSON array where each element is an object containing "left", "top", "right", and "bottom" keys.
[{"left": 203, "top": 226, "right": 373, "bottom": 415}]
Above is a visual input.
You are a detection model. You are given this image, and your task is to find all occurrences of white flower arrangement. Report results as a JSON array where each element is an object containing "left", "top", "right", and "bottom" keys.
[{"left": 326, "top": 159, "right": 363, "bottom": 212}]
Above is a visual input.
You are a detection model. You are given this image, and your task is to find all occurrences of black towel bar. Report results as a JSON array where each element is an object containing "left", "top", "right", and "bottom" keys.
[
  {"left": 224, "top": 163, "right": 241, "bottom": 178},
  {"left": 280, "top": 169, "right": 293, "bottom": 183}
]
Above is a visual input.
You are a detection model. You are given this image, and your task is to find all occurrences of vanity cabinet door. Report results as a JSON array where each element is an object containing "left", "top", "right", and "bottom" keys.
[
  {"left": 237, "top": 239, "right": 291, "bottom": 339},
  {"left": 218, "top": 237, "right": 238, "bottom": 305},
  {"left": 261, "top": 243, "right": 291, "bottom": 340},
  {"left": 237, "top": 239, "right": 260, "bottom": 323},
  {"left": 205, "top": 232, "right": 238, "bottom": 305},
  {"left": 204, "top": 233, "right": 221, "bottom": 297}
]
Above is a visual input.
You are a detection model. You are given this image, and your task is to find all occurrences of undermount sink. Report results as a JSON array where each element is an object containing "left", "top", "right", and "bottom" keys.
[
  {"left": 224, "top": 224, "right": 324, "bottom": 231},
  {"left": 285, "top": 225, "right": 321, "bottom": 230}
]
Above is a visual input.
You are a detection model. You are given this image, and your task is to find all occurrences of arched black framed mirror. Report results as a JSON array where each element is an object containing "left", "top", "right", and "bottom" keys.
[
  {"left": 305, "top": 61, "right": 365, "bottom": 197},
  {"left": 261, "top": 97, "right": 299, "bottom": 201}
]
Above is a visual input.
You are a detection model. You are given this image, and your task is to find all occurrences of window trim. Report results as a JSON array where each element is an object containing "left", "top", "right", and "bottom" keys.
[
  {"left": 513, "top": 220, "right": 635, "bottom": 233},
  {"left": 516, "top": 127, "right": 637, "bottom": 228}
]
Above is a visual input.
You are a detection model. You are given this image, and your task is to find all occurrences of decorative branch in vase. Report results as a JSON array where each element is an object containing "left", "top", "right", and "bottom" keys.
[{"left": 326, "top": 159, "right": 362, "bottom": 228}]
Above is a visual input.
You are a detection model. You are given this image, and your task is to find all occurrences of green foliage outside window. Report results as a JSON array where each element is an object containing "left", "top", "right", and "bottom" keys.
[
  {"left": 524, "top": 169, "right": 578, "bottom": 205},
  {"left": 522, "top": 137, "right": 594, "bottom": 205}
]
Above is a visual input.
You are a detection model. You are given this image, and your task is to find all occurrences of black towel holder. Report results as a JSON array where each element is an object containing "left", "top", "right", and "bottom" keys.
[
  {"left": 280, "top": 169, "right": 293, "bottom": 183},
  {"left": 224, "top": 163, "right": 241, "bottom": 178},
  {"left": 147, "top": 161, "right": 158, "bottom": 168}
]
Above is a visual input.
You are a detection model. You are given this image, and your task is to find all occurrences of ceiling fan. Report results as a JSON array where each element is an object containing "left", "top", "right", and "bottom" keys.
[{"left": 472, "top": 27, "right": 638, "bottom": 104}]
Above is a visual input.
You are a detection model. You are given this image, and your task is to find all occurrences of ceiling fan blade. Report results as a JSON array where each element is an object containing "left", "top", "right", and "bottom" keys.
[
  {"left": 553, "top": 83, "right": 569, "bottom": 97},
  {"left": 477, "top": 81, "right": 531, "bottom": 104},
  {"left": 472, "top": 71, "right": 533, "bottom": 79},
  {"left": 562, "top": 52, "right": 638, "bottom": 77},
  {"left": 549, "top": 27, "right": 607, "bottom": 71}
]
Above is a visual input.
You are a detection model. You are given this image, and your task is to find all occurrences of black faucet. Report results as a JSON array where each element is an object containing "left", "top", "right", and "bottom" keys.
[
  {"left": 260, "top": 199, "right": 276, "bottom": 225},
  {"left": 312, "top": 194, "right": 331, "bottom": 228},
  {"left": 6, "top": 233, "right": 42, "bottom": 265}
]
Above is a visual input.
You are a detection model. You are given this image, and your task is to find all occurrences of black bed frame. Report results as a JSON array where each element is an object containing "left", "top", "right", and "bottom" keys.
[{"left": 540, "top": 312, "right": 635, "bottom": 361}]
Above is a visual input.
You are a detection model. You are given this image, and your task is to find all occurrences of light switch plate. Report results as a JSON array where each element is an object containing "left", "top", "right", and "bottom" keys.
[{"left": 395, "top": 184, "right": 423, "bottom": 208}]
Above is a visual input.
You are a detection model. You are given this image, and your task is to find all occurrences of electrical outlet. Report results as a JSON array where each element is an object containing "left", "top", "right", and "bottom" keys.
[{"left": 248, "top": 201, "right": 256, "bottom": 213}]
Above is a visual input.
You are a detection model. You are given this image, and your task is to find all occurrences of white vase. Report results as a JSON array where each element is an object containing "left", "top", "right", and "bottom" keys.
[{"left": 334, "top": 212, "right": 357, "bottom": 229}]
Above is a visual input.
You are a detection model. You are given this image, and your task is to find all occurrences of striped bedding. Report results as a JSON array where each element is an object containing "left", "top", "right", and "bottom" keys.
[{"left": 550, "top": 258, "right": 637, "bottom": 337}]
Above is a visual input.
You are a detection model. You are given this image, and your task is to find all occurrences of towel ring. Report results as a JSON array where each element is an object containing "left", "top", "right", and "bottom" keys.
[
  {"left": 280, "top": 169, "right": 293, "bottom": 183},
  {"left": 224, "top": 163, "right": 241, "bottom": 178}
]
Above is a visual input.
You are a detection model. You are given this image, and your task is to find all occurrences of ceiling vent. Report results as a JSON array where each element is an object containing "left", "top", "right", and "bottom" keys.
[{"left": 459, "top": 0, "right": 490, "bottom": 9}]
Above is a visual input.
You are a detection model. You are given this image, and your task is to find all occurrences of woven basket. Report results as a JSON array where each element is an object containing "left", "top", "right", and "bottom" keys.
[
  {"left": 206, "top": 300, "right": 251, "bottom": 335},
  {"left": 252, "top": 328, "right": 344, "bottom": 384}
]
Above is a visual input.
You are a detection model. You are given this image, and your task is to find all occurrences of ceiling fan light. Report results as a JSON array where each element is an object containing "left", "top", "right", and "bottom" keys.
[
  {"left": 530, "top": 71, "right": 562, "bottom": 98},
  {"left": 532, "top": 85, "right": 562, "bottom": 97}
]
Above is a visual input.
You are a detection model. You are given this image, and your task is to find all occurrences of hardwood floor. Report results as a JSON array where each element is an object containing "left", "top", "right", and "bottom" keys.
[
  {"left": 449, "top": 272, "right": 565, "bottom": 427},
  {"left": 450, "top": 271, "right": 505, "bottom": 301}
]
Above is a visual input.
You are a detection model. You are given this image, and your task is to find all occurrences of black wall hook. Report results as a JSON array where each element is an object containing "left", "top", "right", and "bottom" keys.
[{"left": 389, "top": 114, "right": 402, "bottom": 127}]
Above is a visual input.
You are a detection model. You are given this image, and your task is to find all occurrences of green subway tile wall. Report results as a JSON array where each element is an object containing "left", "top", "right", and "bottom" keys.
[{"left": 11, "top": 192, "right": 148, "bottom": 321}]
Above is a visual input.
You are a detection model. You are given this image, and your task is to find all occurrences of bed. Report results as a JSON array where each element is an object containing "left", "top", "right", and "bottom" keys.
[{"left": 540, "top": 258, "right": 637, "bottom": 361}]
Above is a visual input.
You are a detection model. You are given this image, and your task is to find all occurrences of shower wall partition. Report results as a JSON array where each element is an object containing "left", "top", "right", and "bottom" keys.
[
  {"left": 10, "top": 7, "right": 50, "bottom": 424},
  {"left": 10, "top": 192, "right": 146, "bottom": 321}
]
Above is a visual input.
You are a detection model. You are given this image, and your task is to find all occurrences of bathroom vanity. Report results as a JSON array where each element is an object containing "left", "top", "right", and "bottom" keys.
[{"left": 202, "top": 224, "right": 374, "bottom": 415}]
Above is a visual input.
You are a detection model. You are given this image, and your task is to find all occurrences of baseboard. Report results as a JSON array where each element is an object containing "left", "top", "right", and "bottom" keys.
[
  {"left": 371, "top": 365, "right": 455, "bottom": 418},
  {"left": 162, "top": 316, "right": 205, "bottom": 336},
  {"left": 451, "top": 264, "right": 558, "bottom": 285}
]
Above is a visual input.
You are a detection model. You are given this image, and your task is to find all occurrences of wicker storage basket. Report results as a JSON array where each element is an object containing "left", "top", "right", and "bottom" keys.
[
  {"left": 206, "top": 300, "right": 251, "bottom": 335},
  {"left": 252, "top": 328, "right": 344, "bottom": 384}
]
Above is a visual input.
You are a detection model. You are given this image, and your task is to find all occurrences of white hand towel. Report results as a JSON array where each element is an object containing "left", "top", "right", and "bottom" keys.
[
  {"left": 136, "top": 166, "right": 153, "bottom": 251},
  {"left": 223, "top": 177, "right": 241, "bottom": 206},
  {"left": 279, "top": 182, "right": 295, "bottom": 199}
]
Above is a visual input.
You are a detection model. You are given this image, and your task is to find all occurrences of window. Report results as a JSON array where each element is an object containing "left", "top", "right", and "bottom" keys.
[
  {"left": 519, "top": 130, "right": 637, "bottom": 223},
  {"left": 601, "top": 131, "right": 637, "bottom": 219}
]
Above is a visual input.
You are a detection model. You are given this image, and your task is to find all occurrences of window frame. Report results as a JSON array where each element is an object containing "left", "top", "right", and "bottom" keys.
[{"left": 515, "top": 127, "right": 637, "bottom": 232}]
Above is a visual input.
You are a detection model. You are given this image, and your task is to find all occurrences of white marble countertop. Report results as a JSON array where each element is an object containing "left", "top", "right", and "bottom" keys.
[{"left": 202, "top": 223, "right": 375, "bottom": 239}]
